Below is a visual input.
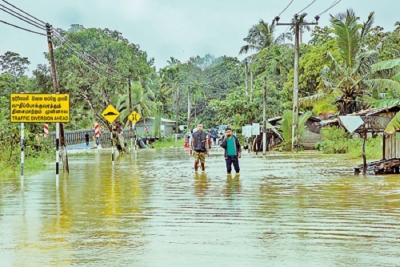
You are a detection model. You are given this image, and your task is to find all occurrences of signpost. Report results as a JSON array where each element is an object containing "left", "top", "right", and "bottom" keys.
[
  {"left": 101, "top": 105, "right": 120, "bottom": 164},
  {"left": 128, "top": 111, "right": 141, "bottom": 150},
  {"left": 10, "top": 93, "right": 70, "bottom": 123},
  {"left": 10, "top": 93, "right": 70, "bottom": 185}
]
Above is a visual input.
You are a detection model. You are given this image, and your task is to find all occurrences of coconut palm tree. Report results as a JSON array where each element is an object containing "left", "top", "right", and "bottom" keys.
[
  {"left": 300, "top": 9, "right": 377, "bottom": 115},
  {"left": 239, "top": 20, "right": 292, "bottom": 55},
  {"left": 368, "top": 58, "right": 400, "bottom": 134}
]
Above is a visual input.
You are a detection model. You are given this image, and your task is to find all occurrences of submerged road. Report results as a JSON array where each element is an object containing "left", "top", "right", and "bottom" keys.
[{"left": 1, "top": 147, "right": 400, "bottom": 266}]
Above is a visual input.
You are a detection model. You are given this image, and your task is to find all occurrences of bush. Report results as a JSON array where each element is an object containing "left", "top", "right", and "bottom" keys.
[
  {"left": 315, "top": 126, "right": 351, "bottom": 154},
  {"left": 315, "top": 126, "right": 382, "bottom": 159}
]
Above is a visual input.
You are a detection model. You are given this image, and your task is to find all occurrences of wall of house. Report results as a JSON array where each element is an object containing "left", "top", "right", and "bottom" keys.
[
  {"left": 385, "top": 133, "right": 400, "bottom": 159},
  {"left": 300, "top": 129, "right": 322, "bottom": 150}
]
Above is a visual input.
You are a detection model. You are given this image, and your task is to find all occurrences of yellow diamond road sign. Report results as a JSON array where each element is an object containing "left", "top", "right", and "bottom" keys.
[
  {"left": 101, "top": 105, "right": 120, "bottom": 123},
  {"left": 128, "top": 111, "right": 141, "bottom": 123}
]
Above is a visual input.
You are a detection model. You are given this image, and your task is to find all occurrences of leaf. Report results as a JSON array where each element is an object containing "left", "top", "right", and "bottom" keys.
[
  {"left": 299, "top": 93, "right": 328, "bottom": 108},
  {"left": 385, "top": 112, "right": 400, "bottom": 135},
  {"left": 372, "top": 59, "right": 400, "bottom": 72},
  {"left": 366, "top": 79, "right": 400, "bottom": 93},
  {"left": 372, "top": 99, "right": 400, "bottom": 108},
  {"left": 266, "top": 122, "right": 282, "bottom": 140}
]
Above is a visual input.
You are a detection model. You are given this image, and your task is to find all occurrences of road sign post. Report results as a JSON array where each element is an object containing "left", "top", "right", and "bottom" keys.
[
  {"left": 101, "top": 105, "right": 120, "bottom": 164},
  {"left": 128, "top": 111, "right": 141, "bottom": 150}
]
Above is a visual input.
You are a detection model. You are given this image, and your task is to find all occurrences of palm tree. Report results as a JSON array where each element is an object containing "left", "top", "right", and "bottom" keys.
[
  {"left": 300, "top": 9, "right": 377, "bottom": 115},
  {"left": 368, "top": 58, "right": 400, "bottom": 134},
  {"left": 279, "top": 110, "right": 312, "bottom": 149},
  {"left": 114, "top": 81, "right": 155, "bottom": 126},
  {"left": 239, "top": 20, "right": 292, "bottom": 55}
]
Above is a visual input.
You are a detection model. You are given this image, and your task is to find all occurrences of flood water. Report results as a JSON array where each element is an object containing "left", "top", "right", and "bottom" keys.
[{"left": 1, "top": 146, "right": 400, "bottom": 267}]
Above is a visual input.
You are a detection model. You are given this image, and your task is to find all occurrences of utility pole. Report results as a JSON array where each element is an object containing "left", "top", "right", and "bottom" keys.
[
  {"left": 245, "top": 61, "right": 249, "bottom": 94},
  {"left": 187, "top": 86, "right": 191, "bottom": 130},
  {"left": 275, "top": 14, "right": 319, "bottom": 152},
  {"left": 46, "top": 23, "right": 69, "bottom": 179},
  {"left": 263, "top": 77, "right": 267, "bottom": 155},
  {"left": 128, "top": 78, "right": 134, "bottom": 150}
]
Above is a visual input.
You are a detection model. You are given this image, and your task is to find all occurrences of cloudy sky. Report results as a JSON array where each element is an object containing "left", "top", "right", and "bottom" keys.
[{"left": 1, "top": 0, "right": 399, "bottom": 73}]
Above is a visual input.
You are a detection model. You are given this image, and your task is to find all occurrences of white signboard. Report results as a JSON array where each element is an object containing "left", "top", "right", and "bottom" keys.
[
  {"left": 242, "top": 125, "right": 252, "bottom": 137},
  {"left": 339, "top": 116, "right": 364, "bottom": 133},
  {"left": 252, "top": 123, "right": 260, "bottom": 136}
]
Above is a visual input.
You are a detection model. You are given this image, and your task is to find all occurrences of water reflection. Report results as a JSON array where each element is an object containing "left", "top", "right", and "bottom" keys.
[
  {"left": 193, "top": 172, "right": 210, "bottom": 197},
  {"left": 1, "top": 149, "right": 400, "bottom": 266},
  {"left": 225, "top": 174, "right": 241, "bottom": 199}
]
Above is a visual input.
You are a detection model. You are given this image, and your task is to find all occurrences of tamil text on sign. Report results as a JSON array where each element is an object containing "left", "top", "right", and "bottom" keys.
[{"left": 10, "top": 94, "right": 70, "bottom": 123}]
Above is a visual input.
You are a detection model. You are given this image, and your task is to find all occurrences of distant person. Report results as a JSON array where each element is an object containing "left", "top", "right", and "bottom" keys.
[
  {"left": 190, "top": 123, "right": 210, "bottom": 171},
  {"left": 220, "top": 127, "right": 241, "bottom": 174},
  {"left": 211, "top": 129, "right": 218, "bottom": 145},
  {"left": 85, "top": 132, "right": 90, "bottom": 146}
]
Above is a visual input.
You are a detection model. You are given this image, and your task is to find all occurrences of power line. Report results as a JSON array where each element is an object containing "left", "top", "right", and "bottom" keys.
[
  {"left": 317, "top": 0, "right": 342, "bottom": 17},
  {"left": 51, "top": 27, "right": 125, "bottom": 77},
  {"left": 2, "top": 0, "right": 46, "bottom": 25},
  {"left": 0, "top": 19, "right": 46, "bottom": 36},
  {"left": 0, "top": 4, "right": 46, "bottom": 30},
  {"left": 296, "top": 0, "right": 317, "bottom": 14},
  {"left": 278, "top": 0, "right": 295, "bottom": 16},
  {"left": 50, "top": 30, "right": 127, "bottom": 84},
  {"left": 51, "top": 28, "right": 124, "bottom": 81}
]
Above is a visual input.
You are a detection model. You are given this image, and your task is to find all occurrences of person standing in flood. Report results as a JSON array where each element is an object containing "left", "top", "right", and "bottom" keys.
[
  {"left": 85, "top": 132, "right": 90, "bottom": 146},
  {"left": 190, "top": 123, "right": 210, "bottom": 171},
  {"left": 220, "top": 127, "right": 241, "bottom": 174}
]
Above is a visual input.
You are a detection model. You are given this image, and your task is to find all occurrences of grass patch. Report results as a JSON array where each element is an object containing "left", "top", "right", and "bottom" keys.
[{"left": 151, "top": 137, "right": 184, "bottom": 148}]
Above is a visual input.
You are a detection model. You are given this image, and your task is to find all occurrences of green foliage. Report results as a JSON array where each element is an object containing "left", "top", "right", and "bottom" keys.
[
  {"left": 239, "top": 20, "right": 292, "bottom": 55},
  {"left": 347, "top": 137, "right": 382, "bottom": 160},
  {"left": 151, "top": 136, "right": 184, "bottom": 148},
  {"left": 278, "top": 110, "right": 312, "bottom": 150},
  {"left": 315, "top": 126, "right": 351, "bottom": 153},
  {"left": 315, "top": 126, "right": 381, "bottom": 159}
]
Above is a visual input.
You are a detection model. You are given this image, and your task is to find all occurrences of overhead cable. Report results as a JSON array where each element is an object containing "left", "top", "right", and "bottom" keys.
[
  {"left": 278, "top": 0, "right": 295, "bottom": 16},
  {"left": 51, "top": 29, "right": 124, "bottom": 80},
  {"left": 0, "top": 19, "right": 46, "bottom": 36},
  {"left": 0, "top": 5, "right": 46, "bottom": 30},
  {"left": 51, "top": 32, "right": 125, "bottom": 84},
  {"left": 2, "top": 0, "right": 46, "bottom": 25},
  {"left": 296, "top": 0, "right": 317, "bottom": 14},
  {"left": 317, "top": 0, "right": 342, "bottom": 16}
]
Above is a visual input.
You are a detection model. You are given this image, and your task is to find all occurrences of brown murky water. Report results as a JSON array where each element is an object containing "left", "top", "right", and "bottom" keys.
[{"left": 1, "top": 147, "right": 400, "bottom": 266}]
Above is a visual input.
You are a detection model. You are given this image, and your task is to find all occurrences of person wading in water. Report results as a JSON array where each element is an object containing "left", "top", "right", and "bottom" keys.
[
  {"left": 190, "top": 123, "right": 210, "bottom": 171},
  {"left": 220, "top": 127, "right": 241, "bottom": 174}
]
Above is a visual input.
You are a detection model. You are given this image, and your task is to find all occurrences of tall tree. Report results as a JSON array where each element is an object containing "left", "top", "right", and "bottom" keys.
[
  {"left": 300, "top": 9, "right": 377, "bottom": 115},
  {"left": 239, "top": 20, "right": 292, "bottom": 55}
]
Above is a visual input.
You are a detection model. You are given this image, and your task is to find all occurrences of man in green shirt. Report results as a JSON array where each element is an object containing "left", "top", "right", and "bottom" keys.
[{"left": 220, "top": 127, "right": 241, "bottom": 174}]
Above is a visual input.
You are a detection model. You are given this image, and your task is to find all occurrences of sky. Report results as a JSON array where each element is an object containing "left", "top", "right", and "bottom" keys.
[{"left": 1, "top": 0, "right": 399, "bottom": 74}]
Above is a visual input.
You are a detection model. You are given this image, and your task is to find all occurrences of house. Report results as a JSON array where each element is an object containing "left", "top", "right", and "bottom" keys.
[
  {"left": 333, "top": 106, "right": 400, "bottom": 174},
  {"left": 340, "top": 106, "right": 400, "bottom": 159},
  {"left": 134, "top": 117, "right": 176, "bottom": 137},
  {"left": 251, "top": 115, "right": 323, "bottom": 151}
]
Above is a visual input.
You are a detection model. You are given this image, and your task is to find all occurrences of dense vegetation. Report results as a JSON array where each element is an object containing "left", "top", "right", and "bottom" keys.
[{"left": 1, "top": 9, "right": 400, "bottom": 170}]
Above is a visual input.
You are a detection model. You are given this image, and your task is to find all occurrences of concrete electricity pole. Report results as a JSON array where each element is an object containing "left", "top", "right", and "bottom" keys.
[{"left": 275, "top": 14, "right": 319, "bottom": 152}]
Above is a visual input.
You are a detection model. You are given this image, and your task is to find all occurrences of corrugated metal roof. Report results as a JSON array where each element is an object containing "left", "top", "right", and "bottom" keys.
[{"left": 348, "top": 106, "right": 400, "bottom": 116}]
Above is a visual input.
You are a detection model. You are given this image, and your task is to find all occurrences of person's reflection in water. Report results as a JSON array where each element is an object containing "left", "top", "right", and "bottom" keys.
[
  {"left": 225, "top": 173, "right": 241, "bottom": 199},
  {"left": 194, "top": 172, "right": 209, "bottom": 197}
]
